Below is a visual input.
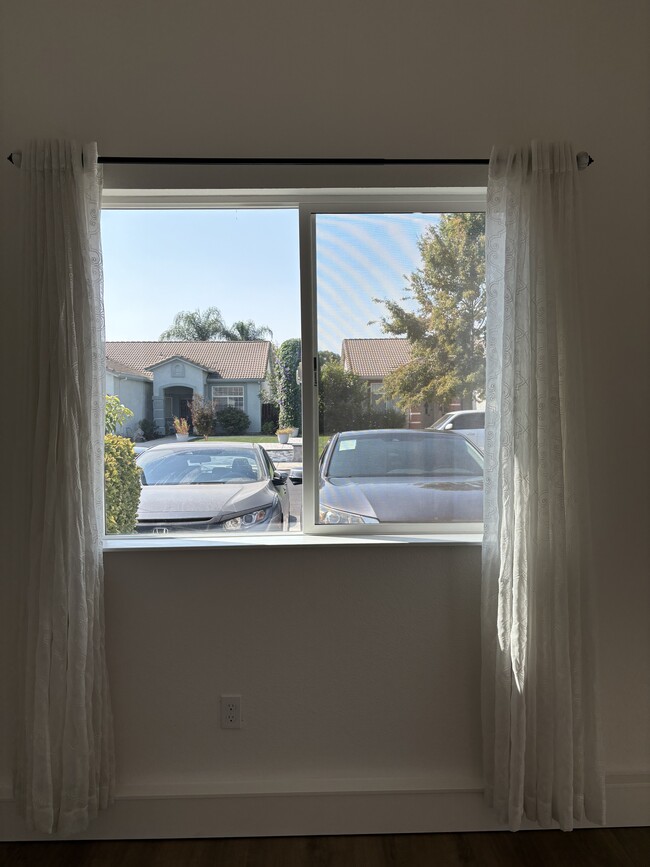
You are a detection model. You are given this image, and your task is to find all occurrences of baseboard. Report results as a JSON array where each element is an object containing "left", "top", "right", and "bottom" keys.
[{"left": 1, "top": 775, "right": 648, "bottom": 840}]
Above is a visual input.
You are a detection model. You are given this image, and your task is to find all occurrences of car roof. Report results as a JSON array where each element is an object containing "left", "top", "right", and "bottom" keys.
[{"left": 138, "top": 441, "right": 258, "bottom": 452}]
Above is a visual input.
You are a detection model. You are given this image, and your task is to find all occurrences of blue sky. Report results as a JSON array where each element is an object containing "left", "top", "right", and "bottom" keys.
[{"left": 101, "top": 209, "right": 438, "bottom": 353}]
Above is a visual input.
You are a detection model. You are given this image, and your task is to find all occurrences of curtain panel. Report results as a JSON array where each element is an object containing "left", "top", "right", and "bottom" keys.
[
  {"left": 15, "top": 141, "right": 114, "bottom": 834},
  {"left": 481, "top": 142, "right": 605, "bottom": 830}
]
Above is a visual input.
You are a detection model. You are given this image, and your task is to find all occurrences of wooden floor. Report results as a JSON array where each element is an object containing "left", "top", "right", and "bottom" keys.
[{"left": 1, "top": 829, "right": 649, "bottom": 867}]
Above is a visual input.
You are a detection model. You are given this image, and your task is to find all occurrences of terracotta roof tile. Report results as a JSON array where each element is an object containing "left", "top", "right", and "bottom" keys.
[
  {"left": 341, "top": 338, "right": 411, "bottom": 378},
  {"left": 105, "top": 341, "right": 271, "bottom": 381}
]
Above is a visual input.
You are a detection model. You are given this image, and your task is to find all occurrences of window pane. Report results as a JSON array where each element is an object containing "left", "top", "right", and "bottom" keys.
[
  {"left": 315, "top": 212, "right": 485, "bottom": 525},
  {"left": 102, "top": 208, "right": 302, "bottom": 536}
]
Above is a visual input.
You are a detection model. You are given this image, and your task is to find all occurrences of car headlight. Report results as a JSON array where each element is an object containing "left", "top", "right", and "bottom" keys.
[
  {"left": 222, "top": 508, "right": 270, "bottom": 530},
  {"left": 319, "top": 506, "right": 379, "bottom": 525}
]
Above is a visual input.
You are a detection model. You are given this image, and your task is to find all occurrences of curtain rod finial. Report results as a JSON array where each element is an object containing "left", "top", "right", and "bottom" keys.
[{"left": 577, "top": 151, "right": 594, "bottom": 171}]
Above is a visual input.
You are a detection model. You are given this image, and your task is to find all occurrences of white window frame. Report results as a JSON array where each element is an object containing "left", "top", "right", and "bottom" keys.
[
  {"left": 102, "top": 187, "right": 486, "bottom": 545},
  {"left": 212, "top": 384, "right": 245, "bottom": 412}
]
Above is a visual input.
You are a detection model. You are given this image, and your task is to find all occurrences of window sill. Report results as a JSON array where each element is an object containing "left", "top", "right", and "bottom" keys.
[{"left": 103, "top": 532, "right": 483, "bottom": 553}]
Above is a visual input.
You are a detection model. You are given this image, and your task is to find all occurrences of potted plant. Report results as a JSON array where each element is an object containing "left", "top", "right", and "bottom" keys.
[
  {"left": 173, "top": 416, "right": 190, "bottom": 441},
  {"left": 276, "top": 426, "right": 293, "bottom": 444}
]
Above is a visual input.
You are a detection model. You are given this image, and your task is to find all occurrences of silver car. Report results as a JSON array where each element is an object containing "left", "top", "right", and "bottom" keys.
[
  {"left": 135, "top": 442, "right": 289, "bottom": 533},
  {"left": 292, "top": 429, "right": 483, "bottom": 525},
  {"left": 428, "top": 410, "right": 485, "bottom": 450}
]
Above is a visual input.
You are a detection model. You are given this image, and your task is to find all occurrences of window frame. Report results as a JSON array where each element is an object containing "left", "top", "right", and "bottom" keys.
[
  {"left": 102, "top": 187, "right": 487, "bottom": 545},
  {"left": 211, "top": 384, "right": 245, "bottom": 412}
]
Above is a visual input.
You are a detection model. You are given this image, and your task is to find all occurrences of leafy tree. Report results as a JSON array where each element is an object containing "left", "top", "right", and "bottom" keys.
[
  {"left": 319, "top": 361, "right": 368, "bottom": 433},
  {"left": 160, "top": 307, "right": 227, "bottom": 341},
  {"left": 318, "top": 350, "right": 341, "bottom": 367},
  {"left": 220, "top": 319, "right": 273, "bottom": 341},
  {"left": 376, "top": 213, "right": 486, "bottom": 411},
  {"left": 275, "top": 339, "right": 301, "bottom": 430},
  {"left": 105, "top": 393, "right": 134, "bottom": 434},
  {"left": 189, "top": 393, "right": 215, "bottom": 438},
  {"left": 319, "top": 362, "right": 407, "bottom": 434}
]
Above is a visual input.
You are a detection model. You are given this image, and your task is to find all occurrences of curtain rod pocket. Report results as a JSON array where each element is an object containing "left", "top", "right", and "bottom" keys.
[{"left": 6, "top": 153, "right": 594, "bottom": 169}]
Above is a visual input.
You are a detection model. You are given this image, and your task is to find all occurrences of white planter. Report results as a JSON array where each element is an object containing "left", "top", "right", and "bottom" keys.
[
  {"left": 277, "top": 433, "right": 289, "bottom": 444},
  {"left": 176, "top": 433, "right": 189, "bottom": 441}
]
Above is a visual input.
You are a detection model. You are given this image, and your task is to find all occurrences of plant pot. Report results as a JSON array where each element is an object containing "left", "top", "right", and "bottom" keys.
[
  {"left": 277, "top": 433, "right": 289, "bottom": 444},
  {"left": 289, "top": 428, "right": 299, "bottom": 437},
  {"left": 176, "top": 433, "right": 189, "bottom": 441}
]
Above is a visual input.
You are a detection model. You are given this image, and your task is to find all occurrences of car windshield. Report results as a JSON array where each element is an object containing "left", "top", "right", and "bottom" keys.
[
  {"left": 326, "top": 432, "right": 484, "bottom": 479},
  {"left": 137, "top": 448, "right": 263, "bottom": 485}
]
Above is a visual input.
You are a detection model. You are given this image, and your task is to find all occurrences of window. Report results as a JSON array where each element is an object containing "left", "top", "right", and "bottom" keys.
[
  {"left": 212, "top": 385, "right": 245, "bottom": 412},
  {"left": 102, "top": 189, "right": 485, "bottom": 542}
]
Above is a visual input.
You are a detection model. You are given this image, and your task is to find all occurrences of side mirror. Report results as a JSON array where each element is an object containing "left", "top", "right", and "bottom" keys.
[
  {"left": 444, "top": 422, "right": 454, "bottom": 431},
  {"left": 289, "top": 467, "right": 303, "bottom": 486},
  {"left": 272, "top": 471, "right": 288, "bottom": 486}
]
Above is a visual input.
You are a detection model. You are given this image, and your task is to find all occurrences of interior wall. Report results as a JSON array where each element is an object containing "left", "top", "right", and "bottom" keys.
[{"left": 1, "top": 0, "right": 648, "bottom": 833}]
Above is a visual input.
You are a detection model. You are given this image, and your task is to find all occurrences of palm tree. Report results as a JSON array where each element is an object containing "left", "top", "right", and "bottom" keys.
[
  {"left": 220, "top": 319, "right": 273, "bottom": 341},
  {"left": 160, "top": 307, "right": 227, "bottom": 341}
]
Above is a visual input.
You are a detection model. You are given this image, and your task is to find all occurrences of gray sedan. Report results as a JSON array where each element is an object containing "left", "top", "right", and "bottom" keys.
[
  {"left": 135, "top": 442, "right": 289, "bottom": 533},
  {"left": 299, "top": 429, "right": 483, "bottom": 525}
]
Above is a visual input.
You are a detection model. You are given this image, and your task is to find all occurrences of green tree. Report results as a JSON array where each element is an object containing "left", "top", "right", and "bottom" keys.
[
  {"left": 160, "top": 307, "right": 227, "bottom": 340},
  {"left": 319, "top": 361, "right": 368, "bottom": 433},
  {"left": 276, "top": 338, "right": 301, "bottom": 430},
  {"left": 220, "top": 319, "right": 273, "bottom": 341},
  {"left": 376, "top": 213, "right": 486, "bottom": 411}
]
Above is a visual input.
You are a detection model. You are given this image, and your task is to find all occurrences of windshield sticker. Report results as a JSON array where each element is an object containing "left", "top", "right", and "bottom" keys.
[{"left": 339, "top": 440, "right": 356, "bottom": 451}]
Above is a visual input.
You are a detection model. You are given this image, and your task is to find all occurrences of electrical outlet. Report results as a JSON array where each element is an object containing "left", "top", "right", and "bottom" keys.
[{"left": 220, "top": 695, "right": 242, "bottom": 729}]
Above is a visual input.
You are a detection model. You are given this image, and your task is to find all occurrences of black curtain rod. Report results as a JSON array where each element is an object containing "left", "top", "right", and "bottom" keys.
[{"left": 7, "top": 153, "right": 595, "bottom": 168}]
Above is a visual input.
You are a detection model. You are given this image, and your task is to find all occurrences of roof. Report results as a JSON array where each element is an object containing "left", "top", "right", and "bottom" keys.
[
  {"left": 341, "top": 338, "right": 411, "bottom": 378},
  {"left": 105, "top": 357, "right": 151, "bottom": 380},
  {"left": 105, "top": 341, "right": 272, "bottom": 381}
]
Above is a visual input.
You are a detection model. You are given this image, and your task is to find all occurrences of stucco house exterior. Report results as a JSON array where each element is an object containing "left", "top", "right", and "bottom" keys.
[
  {"left": 105, "top": 341, "right": 273, "bottom": 436},
  {"left": 341, "top": 337, "right": 456, "bottom": 429}
]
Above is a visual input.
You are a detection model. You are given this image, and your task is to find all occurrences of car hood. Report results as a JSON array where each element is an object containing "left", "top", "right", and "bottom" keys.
[
  {"left": 320, "top": 475, "right": 483, "bottom": 523},
  {"left": 138, "top": 481, "right": 273, "bottom": 521}
]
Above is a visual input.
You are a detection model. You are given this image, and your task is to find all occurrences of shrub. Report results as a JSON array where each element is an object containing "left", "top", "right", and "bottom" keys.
[
  {"left": 189, "top": 394, "right": 215, "bottom": 438},
  {"left": 104, "top": 434, "right": 141, "bottom": 534},
  {"left": 173, "top": 416, "right": 189, "bottom": 435},
  {"left": 362, "top": 406, "right": 407, "bottom": 430},
  {"left": 105, "top": 393, "right": 133, "bottom": 434},
  {"left": 138, "top": 418, "right": 160, "bottom": 440},
  {"left": 216, "top": 406, "right": 250, "bottom": 435},
  {"left": 261, "top": 420, "right": 277, "bottom": 435}
]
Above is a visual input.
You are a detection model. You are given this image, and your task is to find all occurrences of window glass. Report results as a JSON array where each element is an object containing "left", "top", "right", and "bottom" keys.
[{"left": 314, "top": 211, "right": 485, "bottom": 526}]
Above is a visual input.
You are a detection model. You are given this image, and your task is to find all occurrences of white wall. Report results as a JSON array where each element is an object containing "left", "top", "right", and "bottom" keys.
[{"left": 1, "top": 0, "right": 648, "bottom": 838}]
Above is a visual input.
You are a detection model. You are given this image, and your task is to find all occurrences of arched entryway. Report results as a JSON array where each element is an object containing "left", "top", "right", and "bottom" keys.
[{"left": 163, "top": 385, "right": 194, "bottom": 433}]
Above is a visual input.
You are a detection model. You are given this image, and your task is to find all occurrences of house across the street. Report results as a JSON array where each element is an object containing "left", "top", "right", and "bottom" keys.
[
  {"left": 105, "top": 341, "right": 273, "bottom": 436},
  {"left": 341, "top": 337, "right": 446, "bottom": 429}
]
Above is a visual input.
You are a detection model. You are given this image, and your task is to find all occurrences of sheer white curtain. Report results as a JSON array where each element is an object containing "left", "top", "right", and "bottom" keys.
[
  {"left": 15, "top": 141, "right": 114, "bottom": 834},
  {"left": 481, "top": 142, "right": 604, "bottom": 830}
]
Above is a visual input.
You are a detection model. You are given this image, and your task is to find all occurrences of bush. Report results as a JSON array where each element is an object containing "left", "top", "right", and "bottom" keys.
[
  {"left": 362, "top": 406, "right": 407, "bottom": 430},
  {"left": 104, "top": 434, "right": 141, "bottom": 534},
  {"left": 138, "top": 418, "right": 160, "bottom": 440},
  {"left": 189, "top": 394, "right": 215, "bottom": 438},
  {"left": 105, "top": 393, "right": 133, "bottom": 434},
  {"left": 261, "top": 420, "right": 277, "bottom": 435},
  {"left": 216, "top": 406, "right": 250, "bottom": 435}
]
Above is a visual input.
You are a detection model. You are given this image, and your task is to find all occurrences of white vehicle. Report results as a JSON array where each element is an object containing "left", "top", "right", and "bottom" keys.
[{"left": 428, "top": 410, "right": 485, "bottom": 450}]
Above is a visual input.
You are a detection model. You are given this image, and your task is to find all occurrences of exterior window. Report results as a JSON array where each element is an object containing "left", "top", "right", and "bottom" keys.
[{"left": 212, "top": 385, "right": 245, "bottom": 411}]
